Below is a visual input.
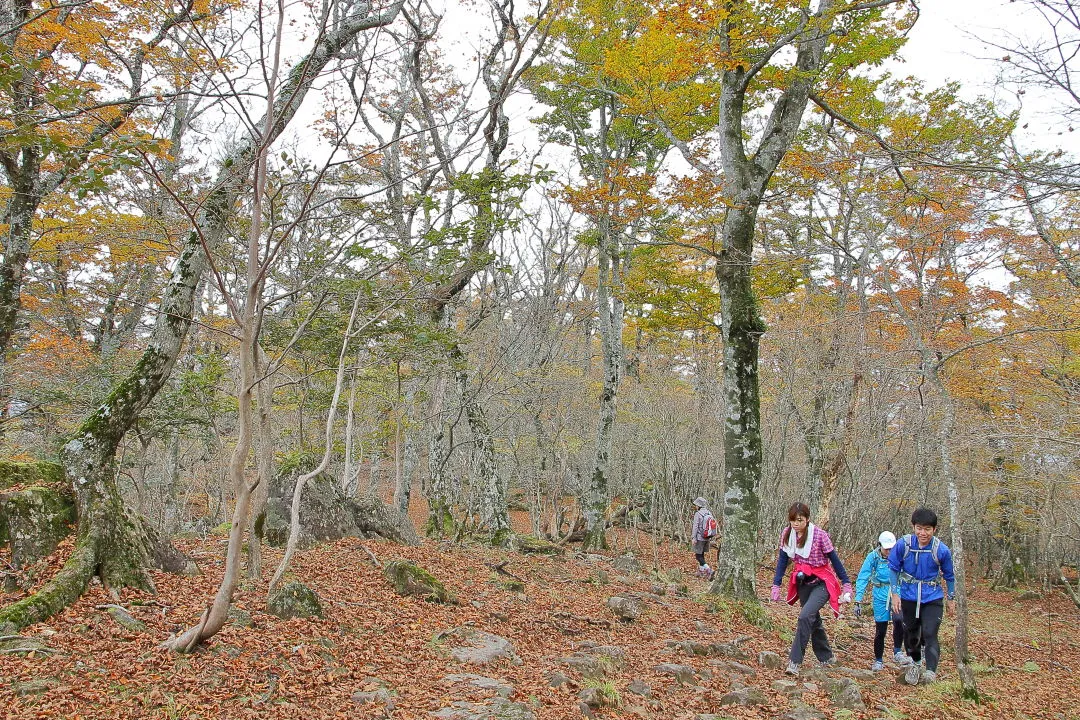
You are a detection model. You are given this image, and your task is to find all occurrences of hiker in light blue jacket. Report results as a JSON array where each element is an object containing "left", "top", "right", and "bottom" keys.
[{"left": 853, "top": 531, "right": 909, "bottom": 671}]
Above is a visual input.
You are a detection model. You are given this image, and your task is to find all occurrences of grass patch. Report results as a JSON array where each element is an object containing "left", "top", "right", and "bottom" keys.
[
  {"left": 582, "top": 678, "right": 621, "bottom": 708},
  {"left": 699, "top": 595, "right": 778, "bottom": 632}
]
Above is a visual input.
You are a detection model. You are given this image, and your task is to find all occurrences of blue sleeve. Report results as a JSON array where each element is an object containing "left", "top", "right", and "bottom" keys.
[
  {"left": 827, "top": 550, "right": 850, "bottom": 585},
  {"left": 887, "top": 540, "right": 903, "bottom": 572},
  {"left": 854, "top": 552, "right": 875, "bottom": 601},
  {"left": 773, "top": 549, "right": 789, "bottom": 587},
  {"left": 887, "top": 542, "right": 903, "bottom": 591},
  {"left": 939, "top": 544, "right": 956, "bottom": 597}
]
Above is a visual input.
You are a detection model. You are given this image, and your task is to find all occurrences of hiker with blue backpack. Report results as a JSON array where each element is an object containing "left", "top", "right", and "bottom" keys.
[
  {"left": 854, "top": 531, "right": 910, "bottom": 671},
  {"left": 690, "top": 497, "right": 718, "bottom": 579},
  {"left": 888, "top": 507, "right": 956, "bottom": 685}
]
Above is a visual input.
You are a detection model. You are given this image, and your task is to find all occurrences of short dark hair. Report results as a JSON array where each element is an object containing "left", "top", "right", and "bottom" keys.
[{"left": 911, "top": 507, "right": 938, "bottom": 528}]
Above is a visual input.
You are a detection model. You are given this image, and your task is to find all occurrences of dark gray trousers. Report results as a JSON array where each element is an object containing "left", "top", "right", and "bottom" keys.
[{"left": 790, "top": 580, "right": 833, "bottom": 664}]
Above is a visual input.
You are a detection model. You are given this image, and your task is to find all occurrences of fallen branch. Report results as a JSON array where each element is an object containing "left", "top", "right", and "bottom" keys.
[
  {"left": 1060, "top": 572, "right": 1080, "bottom": 609},
  {"left": 0, "top": 645, "right": 56, "bottom": 655},
  {"left": 487, "top": 561, "right": 525, "bottom": 585},
  {"left": 552, "top": 611, "right": 612, "bottom": 628},
  {"left": 358, "top": 543, "right": 383, "bottom": 570}
]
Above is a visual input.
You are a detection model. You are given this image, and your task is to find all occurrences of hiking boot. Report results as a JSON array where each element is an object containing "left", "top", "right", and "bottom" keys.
[
  {"left": 785, "top": 661, "right": 800, "bottom": 676},
  {"left": 818, "top": 655, "right": 836, "bottom": 668},
  {"left": 871, "top": 660, "right": 885, "bottom": 672},
  {"left": 904, "top": 663, "right": 922, "bottom": 685},
  {"left": 919, "top": 670, "right": 937, "bottom": 684},
  {"left": 894, "top": 651, "right": 912, "bottom": 666}
]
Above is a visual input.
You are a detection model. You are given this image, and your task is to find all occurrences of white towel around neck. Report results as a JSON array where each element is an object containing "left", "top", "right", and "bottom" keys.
[{"left": 783, "top": 522, "right": 815, "bottom": 559}]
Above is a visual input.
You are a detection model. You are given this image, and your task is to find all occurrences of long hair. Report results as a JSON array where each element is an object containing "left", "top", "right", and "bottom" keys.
[{"left": 781, "top": 502, "right": 812, "bottom": 550}]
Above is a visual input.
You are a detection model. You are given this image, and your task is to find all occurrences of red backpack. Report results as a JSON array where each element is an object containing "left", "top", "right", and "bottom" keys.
[{"left": 703, "top": 513, "right": 719, "bottom": 539}]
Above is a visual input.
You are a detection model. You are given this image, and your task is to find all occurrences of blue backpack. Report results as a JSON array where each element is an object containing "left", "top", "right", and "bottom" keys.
[{"left": 899, "top": 534, "right": 941, "bottom": 578}]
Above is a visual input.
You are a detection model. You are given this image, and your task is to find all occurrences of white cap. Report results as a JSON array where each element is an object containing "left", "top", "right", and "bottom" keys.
[
  {"left": 878, "top": 531, "right": 897, "bottom": 549},
  {"left": 693, "top": 497, "right": 708, "bottom": 508}
]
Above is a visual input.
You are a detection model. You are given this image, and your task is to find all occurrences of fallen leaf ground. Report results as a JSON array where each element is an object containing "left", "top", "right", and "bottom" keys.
[{"left": 1, "top": 514, "right": 1077, "bottom": 720}]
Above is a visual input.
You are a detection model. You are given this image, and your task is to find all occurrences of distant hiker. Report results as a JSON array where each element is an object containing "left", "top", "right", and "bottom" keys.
[
  {"left": 854, "top": 530, "right": 910, "bottom": 671},
  {"left": 888, "top": 507, "right": 956, "bottom": 685},
  {"left": 770, "top": 502, "right": 853, "bottom": 676},
  {"left": 690, "top": 497, "right": 718, "bottom": 580}
]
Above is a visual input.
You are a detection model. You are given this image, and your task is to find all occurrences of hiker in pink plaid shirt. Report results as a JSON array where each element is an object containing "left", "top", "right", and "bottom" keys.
[{"left": 769, "top": 502, "right": 853, "bottom": 676}]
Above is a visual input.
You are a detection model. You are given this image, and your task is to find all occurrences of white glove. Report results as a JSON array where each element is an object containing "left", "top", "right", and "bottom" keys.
[{"left": 839, "top": 592, "right": 852, "bottom": 604}]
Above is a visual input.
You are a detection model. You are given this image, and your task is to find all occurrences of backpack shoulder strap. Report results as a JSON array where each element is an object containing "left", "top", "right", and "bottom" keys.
[{"left": 901, "top": 534, "right": 915, "bottom": 561}]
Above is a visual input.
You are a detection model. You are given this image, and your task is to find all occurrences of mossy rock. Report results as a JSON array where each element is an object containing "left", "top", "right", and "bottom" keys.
[
  {"left": 267, "top": 580, "right": 323, "bottom": 619},
  {"left": 0, "top": 485, "right": 75, "bottom": 566},
  {"left": 384, "top": 560, "right": 454, "bottom": 604},
  {"left": 512, "top": 534, "right": 563, "bottom": 556},
  {"left": 0, "top": 461, "right": 64, "bottom": 490}
]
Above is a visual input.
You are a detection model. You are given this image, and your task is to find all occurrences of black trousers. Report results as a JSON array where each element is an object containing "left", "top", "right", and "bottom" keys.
[
  {"left": 900, "top": 598, "right": 944, "bottom": 672},
  {"left": 874, "top": 612, "right": 905, "bottom": 660}
]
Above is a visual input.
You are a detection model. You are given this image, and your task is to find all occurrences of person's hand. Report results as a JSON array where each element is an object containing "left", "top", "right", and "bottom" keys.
[
  {"left": 853, "top": 603, "right": 862, "bottom": 618},
  {"left": 840, "top": 583, "right": 853, "bottom": 603},
  {"left": 770, "top": 585, "right": 781, "bottom": 602},
  {"left": 891, "top": 594, "right": 902, "bottom": 614}
]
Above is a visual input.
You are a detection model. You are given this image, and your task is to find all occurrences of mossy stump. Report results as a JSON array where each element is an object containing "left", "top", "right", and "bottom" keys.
[
  {"left": 384, "top": 560, "right": 454, "bottom": 604},
  {"left": 512, "top": 534, "right": 563, "bottom": 556},
  {"left": 267, "top": 580, "right": 323, "bottom": 619}
]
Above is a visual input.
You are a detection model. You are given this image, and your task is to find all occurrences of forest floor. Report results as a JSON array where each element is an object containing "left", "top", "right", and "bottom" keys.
[{"left": 1, "top": 514, "right": 1077, "bottom": 720}]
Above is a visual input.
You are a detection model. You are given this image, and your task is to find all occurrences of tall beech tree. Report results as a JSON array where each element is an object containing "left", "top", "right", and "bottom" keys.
[
  {"left": 529, "top": 0, "right": 667, "bottom": 550},
  {"left": 606, "top": 0, "right": 915, "bottom": 598},
  {"left": 402, "top": 0, "right": 555, "bottom": 544}
]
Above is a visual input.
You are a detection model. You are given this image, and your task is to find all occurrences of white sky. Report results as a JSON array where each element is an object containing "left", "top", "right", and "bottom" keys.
[{"left": 895, "top": 0, "right": 1079, "bottom": 154}]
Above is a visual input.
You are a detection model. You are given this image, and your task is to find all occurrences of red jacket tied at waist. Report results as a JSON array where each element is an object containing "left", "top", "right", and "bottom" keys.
[{"left": 786, "top": 561, "right": 842, "bottom": 618}]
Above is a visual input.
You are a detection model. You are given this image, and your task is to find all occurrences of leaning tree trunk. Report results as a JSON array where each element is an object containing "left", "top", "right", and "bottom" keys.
[
  {"left": 0, "top": 221, "right": 209, "bottom": 630},
  {"left": 582, "top": 234, "right": 624, "bottom": 551},
  {"left": 159, "top": 0, "right": 406, "bottom": 654},
  {"left": 708, "top": 207, "right": 765, "bottom": 600},
  {"left": 268, "top": 289, "right": 364, "bottom": 592}
]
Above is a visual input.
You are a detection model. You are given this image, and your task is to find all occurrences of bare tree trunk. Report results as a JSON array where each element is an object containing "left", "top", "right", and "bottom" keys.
[
  {"left": 247, "top": 345, "right": 274, "bottom": 579},
  {"left": 343, "top": 368, "right": 359, "bottom": 495},
  {"left": 451, "top": 343, "right": 512, "bottom": 545},
  {"left": 426, "top": 373, "right": 457, "bottom": 536},
  {"left": 267, "top": 291, "right": 367, "bottom": 592},
  {"left": 583, "top": 231, "right": 624, "bottom": 551},
  {"left": 393, "top": 378, "right": 420, "bottom": 515},
  {"left": 929, "top": 365, "right": 979, "bottom": 699}
]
